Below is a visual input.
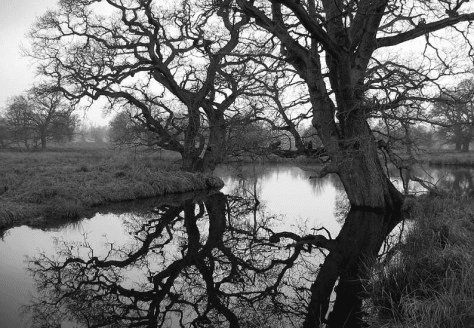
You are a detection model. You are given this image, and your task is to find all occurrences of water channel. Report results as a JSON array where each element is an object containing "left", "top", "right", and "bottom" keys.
[{"left": 0, "top": 163, "right": 472, "bottom": 327}]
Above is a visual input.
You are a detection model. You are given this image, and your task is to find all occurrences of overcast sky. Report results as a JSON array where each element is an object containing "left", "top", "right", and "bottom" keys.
[{"left": 0, "top": 0, "right": 109, "bottom": 124}]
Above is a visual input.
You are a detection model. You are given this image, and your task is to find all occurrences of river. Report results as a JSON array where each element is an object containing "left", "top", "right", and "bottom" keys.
[{"left": 0, "top": 163, "right": 472, "bottom": 327}]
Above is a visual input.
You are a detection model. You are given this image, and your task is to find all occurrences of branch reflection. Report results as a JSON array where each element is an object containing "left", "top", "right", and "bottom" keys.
[{"left": 25, "top": 191, "right": 321, "bottom": 328}]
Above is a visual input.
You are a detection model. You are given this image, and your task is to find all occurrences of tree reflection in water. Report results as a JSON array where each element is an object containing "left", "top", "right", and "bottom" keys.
[
  {"left": 25, "top": 174, "right": 397, "bottom": 328},
  {"left": 25, "top": 189, "right": 327, "bottom": 328}
]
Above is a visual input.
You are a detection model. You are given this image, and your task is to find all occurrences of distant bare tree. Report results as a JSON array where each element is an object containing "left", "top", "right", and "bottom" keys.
[
  {"left": 432, "top": 79, "right": 474, "bottom": 152},
  {"left": 4, "top": 95, "right": 34, "bottom": 149},
  {"left": 4, "top": 86, "right": 76, "bottom": 150},
  {"left": 28, "top": 85, "right": 77, "bottom": 150}
]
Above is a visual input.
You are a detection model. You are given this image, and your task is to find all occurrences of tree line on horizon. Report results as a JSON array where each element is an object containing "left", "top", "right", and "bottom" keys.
[{"left": 2, "top": 77, "right": 474, "bottom": 156}]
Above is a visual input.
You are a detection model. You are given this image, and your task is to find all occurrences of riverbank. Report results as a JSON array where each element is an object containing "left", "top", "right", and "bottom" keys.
[
  {"left": 367, "top": 194, "right": 474, "bottom": 327},
  {"left": 0, "top": 148, "right": 224, "bottom": 233},
  {"left": 418, "top": 149, "right": 474, "bottom": 166},
  {"left": 226, "top": 148, "right": 474, "bottom": 167}
]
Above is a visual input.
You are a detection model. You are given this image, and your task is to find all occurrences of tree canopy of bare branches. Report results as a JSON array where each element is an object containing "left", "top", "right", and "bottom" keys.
[
  {"left": 29, "top": 0, "right": 272, "bottom": 171},
  {"left": 3, "top": 85, "right": 76, "bottom": 150}
]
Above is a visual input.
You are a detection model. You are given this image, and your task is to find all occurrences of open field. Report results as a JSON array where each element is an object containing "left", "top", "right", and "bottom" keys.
[{"left": 0, "top": 146, "right": 223, "bottom": 232}]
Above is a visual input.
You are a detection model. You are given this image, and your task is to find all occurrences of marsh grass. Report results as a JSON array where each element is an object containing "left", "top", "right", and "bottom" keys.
[
  {"left": 0, "top": 147, "right": 223, "bottom": 231},
  {"left": 366, "top": 195, "right": 474, "bottom": 328}
]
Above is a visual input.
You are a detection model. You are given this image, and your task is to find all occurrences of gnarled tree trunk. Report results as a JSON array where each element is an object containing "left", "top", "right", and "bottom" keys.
[{"left": 337, "top": 114, "right": 404, "bottom": 210}]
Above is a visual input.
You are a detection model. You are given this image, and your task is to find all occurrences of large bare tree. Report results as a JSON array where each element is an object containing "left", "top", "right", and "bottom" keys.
[
  {"left": 29, "top": 0, "right": 260, "bottom": 172},
  {"left": 235, "top": 0, "right": 474, "bottom": 209},
  {"left": 232, "top": 1, "right": 474, "bottom": 327}
]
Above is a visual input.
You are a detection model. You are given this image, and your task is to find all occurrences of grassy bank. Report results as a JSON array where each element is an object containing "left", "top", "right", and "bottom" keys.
[
  {"left": 367, "top": 195, "right": 474, "bottom": 327},
  {"left": 0, "top": 147, "right": 224, "bottom": 232},
  {"left": 418, "top": 149, "right": 474, "bottom": 166}
]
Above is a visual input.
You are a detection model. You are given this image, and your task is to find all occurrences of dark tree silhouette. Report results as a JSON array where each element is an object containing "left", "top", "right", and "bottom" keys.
[{"left": 235, "top": 0, "right": 474, "bottom": 209}]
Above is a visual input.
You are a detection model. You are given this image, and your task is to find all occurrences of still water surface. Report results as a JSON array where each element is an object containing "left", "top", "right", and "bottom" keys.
[{"left": 0, "top": 164, "right": 471, "bottom": 327}]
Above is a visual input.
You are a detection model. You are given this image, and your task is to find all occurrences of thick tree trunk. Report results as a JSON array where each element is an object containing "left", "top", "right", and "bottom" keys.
[
  {"left": 182, "top": 105, "right": 204, "bottom": 172},
  {"left": 325, "top": 107, "right": 404, "bottom": 210},
  {"left": 181, "top": 112, "right": 227, "bottom": 173},
  {"left": 202, "top": 114, "right": 227, "bottom": 173},
  {"left": 306, "top": 54, "right": 403, "bottom": 209},
  {"left": 337, "top": 137, "right": 403, "bottom": 210},
  {"left": 462, "top": 141, "right": 470, "bottom": 152}
]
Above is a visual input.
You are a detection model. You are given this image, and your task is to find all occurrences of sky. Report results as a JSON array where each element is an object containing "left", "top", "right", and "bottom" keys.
[{"left": 0, "top": 0, "right": 110, "bottom": 125}]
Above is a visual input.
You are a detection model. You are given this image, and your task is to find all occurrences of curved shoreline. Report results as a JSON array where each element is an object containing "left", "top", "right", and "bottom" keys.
[
  {"left": 0, "top": 174, "right": 224, "bottom": 235},
  {"left": 0, "top": 149, "right": 224, "bottom": 234}
]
